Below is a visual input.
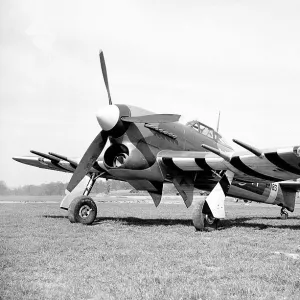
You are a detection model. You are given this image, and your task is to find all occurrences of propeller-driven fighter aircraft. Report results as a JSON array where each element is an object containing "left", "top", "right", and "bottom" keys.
[{"left": 13, "top": 51, "right": 300, "bottom": 231}]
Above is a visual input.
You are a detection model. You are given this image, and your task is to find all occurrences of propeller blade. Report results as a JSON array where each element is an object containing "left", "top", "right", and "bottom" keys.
[
  {"left": 67, "top": 131, "right": 108, "bottom": 193},
  {"left": 121, "top": 114, "right": 181, "bottom": 124},
  {"left": 99, "top": 50, "right": 112, "bottom": 105}
]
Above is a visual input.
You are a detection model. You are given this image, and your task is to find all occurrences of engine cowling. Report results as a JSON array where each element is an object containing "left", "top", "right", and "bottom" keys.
[{"left": 103, "top": 143, "right": 150, "bottom": 170}]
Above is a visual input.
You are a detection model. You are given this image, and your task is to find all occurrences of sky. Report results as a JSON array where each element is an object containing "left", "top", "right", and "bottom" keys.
[{"left": 1, "top": 0, "right": 300, "bottom": 187}]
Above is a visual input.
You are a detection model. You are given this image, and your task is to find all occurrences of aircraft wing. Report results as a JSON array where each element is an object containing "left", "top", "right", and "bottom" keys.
[
  {"left": 12, "top": 154, "right": 109, "bottom": 178},
  {"left": 13, "top": 156, "right": 74, "bottom": 173},
  {"left": 158, "top": 145, "right": 300, "bottom": 183}
]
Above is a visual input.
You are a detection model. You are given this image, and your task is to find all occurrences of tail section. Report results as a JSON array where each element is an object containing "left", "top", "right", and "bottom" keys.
[
  {"left": 227, "top": 180, "right": 300, "bottom": 212},
  {"left": 278, "top": 181, "right": 300, "bottom": 212}
]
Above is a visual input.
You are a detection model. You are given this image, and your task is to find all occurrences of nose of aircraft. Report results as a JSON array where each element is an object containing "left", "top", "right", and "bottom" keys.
[{"left": 96, "top": 105, "right": 120, "bottom": 131}]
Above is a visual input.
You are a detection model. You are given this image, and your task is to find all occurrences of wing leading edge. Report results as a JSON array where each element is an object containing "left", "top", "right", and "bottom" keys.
[{"left": 12, "top": 152, "right": 108, "bottom": 178}]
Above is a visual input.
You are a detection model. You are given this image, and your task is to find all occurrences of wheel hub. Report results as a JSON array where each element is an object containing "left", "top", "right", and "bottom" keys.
[
  {"left": 205, "top": 214, "right": 216, "bottom": 225},
  {"left": 79, "top": 205, "right": 92, "bottom": 218}
]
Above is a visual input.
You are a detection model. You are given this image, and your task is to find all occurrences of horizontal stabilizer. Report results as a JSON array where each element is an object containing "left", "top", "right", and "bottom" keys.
[{"left": 279, "top": 181, "right": 300, "bottom": 191}]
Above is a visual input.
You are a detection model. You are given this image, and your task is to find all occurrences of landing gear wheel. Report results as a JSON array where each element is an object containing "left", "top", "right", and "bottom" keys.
[
  {"left": 204, "top": 214, "right": 219, "bottom": 232},
  {"left": 280, "top": 208, "right": 288, "bottom": 220},
  {"left": 68, "top": 196, "right": 97, "bottom": 225},
  {"left": 192, "top": 198, "right": 205, "bottom": 231},
  {"left": 192, "top": 198, "right": 219, "bottom": 231}
]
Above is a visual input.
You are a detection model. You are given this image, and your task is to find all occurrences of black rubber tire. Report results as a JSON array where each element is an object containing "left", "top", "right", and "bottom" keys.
[
  {"left": 280, "top": 213, "right": 288, "bottom": 220},
  {"left": 68, "top": 196, "right": 97, "bottom": 225},
  {"left": 192, "top": 198, "right": 205, "bottom": 231},
  {"left": 192, "top": 198, "right": 219, "bottom": 231}
]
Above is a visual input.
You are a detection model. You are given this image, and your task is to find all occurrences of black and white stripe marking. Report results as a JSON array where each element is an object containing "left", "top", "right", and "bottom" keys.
[{"left": 160, "top": 148, "right": 300, "bottom": 182}]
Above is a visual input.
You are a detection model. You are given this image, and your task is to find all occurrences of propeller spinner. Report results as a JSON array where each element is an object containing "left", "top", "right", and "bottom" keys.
[{"left": 96, "top": 105, "right": 120, "bottom": 131}]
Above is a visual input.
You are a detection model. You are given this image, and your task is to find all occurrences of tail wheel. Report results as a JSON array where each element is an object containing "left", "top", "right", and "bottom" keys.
[
  {"left": 280, "top": 213, "right": 288, "bottom": 220},
  {"left": 68, "top": 196, "right": 97, "bottom": 225},
  {"left": 280, "top": 208, "right": 289, "bottom": 220}
]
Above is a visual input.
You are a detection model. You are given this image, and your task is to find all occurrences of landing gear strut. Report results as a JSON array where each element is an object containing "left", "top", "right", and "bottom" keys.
[
  {"left": 280, "top": 207, "right": 289, "bottom": 220},
  {"left": 192, "top": 198, "right": 219, "bottom": 231},
  {"left": 68, "top": 173, "right": 100, "bottom": 225}
]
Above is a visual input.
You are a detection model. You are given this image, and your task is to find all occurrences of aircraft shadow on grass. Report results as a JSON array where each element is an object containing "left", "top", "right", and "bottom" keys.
[
  {"left": 220, "top": 216, "right": 300, "bottom": 230},
  {"left": 42, "top": 215, "right": 192, "bottom": 226},
  {"left": 94, "top": 216, "right": 300, "bottom": 230},
  {"left": 94, "top": 217, "right": 192, "bottom": 227},
  {"left": 43, "top": 215, "right": 68, "bottom": 219},
  {"left": 42, "top": 215, "right": 300, "bottom": 230}
]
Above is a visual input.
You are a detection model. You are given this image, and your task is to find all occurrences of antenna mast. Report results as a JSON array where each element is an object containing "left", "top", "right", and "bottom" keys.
[{"left": 216, "top": 111, "right": 221, "bottom": 132}]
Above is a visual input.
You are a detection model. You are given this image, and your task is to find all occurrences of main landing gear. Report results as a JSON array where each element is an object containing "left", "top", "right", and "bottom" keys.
[
  {"left": 68, "top": 174, "right": 99, "bottom": 225},
  {"left": 68, "top": 196, "right": 97, "bottom": 224},
  {"left": 192, "top": 198, "right": 219, "bottom": 231},
  {"left": 280, "top": 207, "right": 289, "bottom": 220}
]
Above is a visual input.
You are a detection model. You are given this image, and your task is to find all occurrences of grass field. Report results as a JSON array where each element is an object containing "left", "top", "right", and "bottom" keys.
[{"left": 1, "top": 195, "right": 300, "bottom": 300}]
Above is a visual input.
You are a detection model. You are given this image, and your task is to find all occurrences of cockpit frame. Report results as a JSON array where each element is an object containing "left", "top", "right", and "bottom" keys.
[{"left": 186, "top": 120, "right": 229, "bottom": 147}]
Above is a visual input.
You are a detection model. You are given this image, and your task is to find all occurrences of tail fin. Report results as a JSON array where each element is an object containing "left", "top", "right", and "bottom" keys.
[{"left": 279, "top": 181, "right": 300, "bottom": 212}]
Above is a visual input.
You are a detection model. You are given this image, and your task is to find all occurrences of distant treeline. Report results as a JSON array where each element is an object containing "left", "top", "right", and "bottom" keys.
[{"left": 0, "top": 180, "right": 132, "bottom": 196}]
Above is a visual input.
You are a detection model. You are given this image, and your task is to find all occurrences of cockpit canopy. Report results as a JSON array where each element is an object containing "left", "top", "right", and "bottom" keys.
[{"left": 186, "top": 120, "right": 230, "bottom": 147}]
